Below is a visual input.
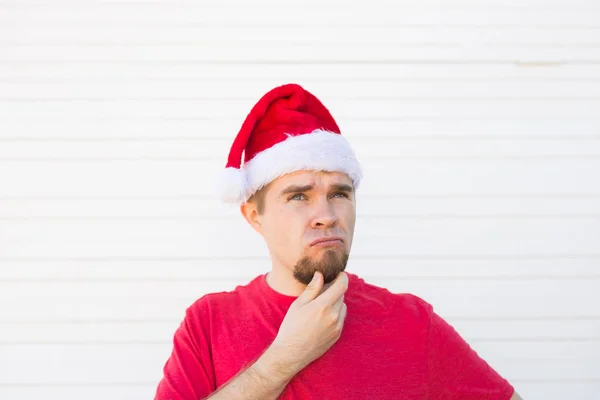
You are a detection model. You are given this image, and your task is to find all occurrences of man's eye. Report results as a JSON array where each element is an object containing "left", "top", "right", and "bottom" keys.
[
  {"left": 289, "top": 193, "right": 306, "bottom": 201},
  {"left": 332, "top": 192, "right": 349, "bottom": 198}
]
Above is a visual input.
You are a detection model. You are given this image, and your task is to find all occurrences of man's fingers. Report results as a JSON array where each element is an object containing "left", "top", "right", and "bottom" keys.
[
  {"left": 293, "top": 271, "right": 324, "bottom": 307},
  {"left": 338, "top": 303, "right": 348, "bottom": 328},
  {"left": 331, "top": 294, "right": 345, "bottom": 313},
  {"left": 314, "top": 272, "right": 348, "bottom": 307},
  {"left": 338, "top": 302, "right": 347, "bottom": 324}
]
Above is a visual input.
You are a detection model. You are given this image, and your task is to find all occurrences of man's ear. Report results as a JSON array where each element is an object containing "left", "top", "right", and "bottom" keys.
[{"left": 240, "top": 201, "right": 262, "bottom": 234}]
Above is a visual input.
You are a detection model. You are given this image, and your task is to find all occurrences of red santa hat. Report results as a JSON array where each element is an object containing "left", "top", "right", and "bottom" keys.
[{"left": 216, "top": 83, "right": 363, "bottom": 204}]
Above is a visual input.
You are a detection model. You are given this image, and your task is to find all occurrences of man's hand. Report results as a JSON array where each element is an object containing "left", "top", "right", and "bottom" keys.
[
  {"left": 205, "top": 271, "right": 348, "bottom": 400},
  {"left": 267, "top": 271, "right": 349, "bottom": 376}
]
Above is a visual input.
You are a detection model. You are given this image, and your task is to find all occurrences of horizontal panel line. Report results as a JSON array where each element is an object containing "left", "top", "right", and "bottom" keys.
[
  {"left": 3, "top": 316, "right": 600, "bottom": 325},
  {"left": 1, "top": 2, "right": 600, "bottom": 9},
  {"left": 0, "top": 319, "right": 180, "bottom": 325},
  {"left": 453, "top": 316, "right": 600, "bottom": 321},
  {"left": 2, "top": 96, "right": 600, "bottom": 101},
  {"left": 1, "top": 60, "right": 597, "bottom": 66},
  {"left": 3, "top": 155, "right": 600, "bottom": 161},
  {"left": 0, "top": 341, "right": 164, "bottom": 345},
  {"left": 0, "top": 22, "right": 599, "bottom": 29},
  {"left": 2, "top": 156, "right": 600, "bottom": 162},
  {"left": 3, "top": 214, "right": 600, "bottom": 221},
  {"left": 2, "top": 193, "right": 599, "bottom": 200},
  {"left": 2, "top": 337, "right": 599, "bottom": 346},
  {"left": 2, "top": 254, "right": 599, "bottom": 262},
  {"left": 4, "top": 42, "right": 600, "bottom": 48},
  {"left": 0, "top": 382, "right": 154, "bottom": 388},
  {"left": 3, "top": 78, "right": 600, "bottom": 83},
  {"left": 0, "top": 4, "right": 598, "bottom": 12},
  {"left": 2, "top": 276, "right": 599, "bottom": 283},
  {"left": 2, "top": 116, "right": 594, "bottom": 121},
  {"left": 2, "top": 135, "right": 600, "bottom": 141}
]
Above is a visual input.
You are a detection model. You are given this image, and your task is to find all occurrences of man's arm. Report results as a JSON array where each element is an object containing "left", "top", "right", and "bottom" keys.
[
  {"left": 207, "top": 272, "right": 348, "bottom": 399},
  {"left": 510, "top": 392, "right": 523, "bottom": 400},
  {"left": 206, "top": 344, "right": 300, "bottom": 400},
  {"left": 156, "top": 271, "right": 349, "bottom": 400}
]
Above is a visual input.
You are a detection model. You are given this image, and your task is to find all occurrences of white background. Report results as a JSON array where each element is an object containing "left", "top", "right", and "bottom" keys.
[{"left": 1, "top": 0, "right": 599, "bottom": 399}]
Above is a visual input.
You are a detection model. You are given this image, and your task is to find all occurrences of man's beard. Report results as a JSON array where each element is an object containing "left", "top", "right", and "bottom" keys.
[{"left": 293, "top": 249, "right": 349, "bottom": 285}]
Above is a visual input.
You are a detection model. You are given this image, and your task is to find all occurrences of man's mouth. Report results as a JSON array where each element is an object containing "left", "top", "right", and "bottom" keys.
[{"left": 310, "top": 237, "right": 343, "bottom": 247}]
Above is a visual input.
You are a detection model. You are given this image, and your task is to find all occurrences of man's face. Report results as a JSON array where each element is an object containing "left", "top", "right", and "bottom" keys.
[{"left": 246, "top": 170, "right": 356, "bottom": 285}]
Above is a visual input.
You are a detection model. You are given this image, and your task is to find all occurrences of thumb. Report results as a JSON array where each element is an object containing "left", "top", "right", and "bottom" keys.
[{"left": 293, "top": 271, "right": 324, "bottom": 307}]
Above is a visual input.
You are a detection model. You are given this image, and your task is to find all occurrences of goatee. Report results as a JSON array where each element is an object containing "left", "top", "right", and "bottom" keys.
[{"left": 293, "top": 250, "right": 349, "bottom": 285}]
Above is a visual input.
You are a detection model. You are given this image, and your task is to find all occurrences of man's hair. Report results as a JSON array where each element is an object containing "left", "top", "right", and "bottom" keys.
[{"left": 247, "top": 184, "right": 269, "bottom": 215}]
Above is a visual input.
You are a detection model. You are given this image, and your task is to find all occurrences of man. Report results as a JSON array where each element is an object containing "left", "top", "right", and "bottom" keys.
[{"left": 154, "top": 84, "right": 522, "bottom": 399}]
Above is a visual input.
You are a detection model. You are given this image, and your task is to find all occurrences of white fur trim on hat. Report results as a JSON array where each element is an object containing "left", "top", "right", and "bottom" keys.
[{"left": 216, "top": 129, "right": 362, "bottom": 204}]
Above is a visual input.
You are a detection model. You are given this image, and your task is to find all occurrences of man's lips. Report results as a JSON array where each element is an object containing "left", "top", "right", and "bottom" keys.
[{"left": 310, "top": 237, "right": 343, "bottom": 246}]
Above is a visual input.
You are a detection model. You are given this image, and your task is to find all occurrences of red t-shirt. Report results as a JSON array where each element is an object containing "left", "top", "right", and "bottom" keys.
[{"left": 155, "top": 272, "right": 515, "bottom": 400}]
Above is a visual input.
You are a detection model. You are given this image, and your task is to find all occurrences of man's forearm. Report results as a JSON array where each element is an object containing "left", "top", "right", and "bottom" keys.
[{"left": 206, "top": 345, "right": 300, "bottom": 400}]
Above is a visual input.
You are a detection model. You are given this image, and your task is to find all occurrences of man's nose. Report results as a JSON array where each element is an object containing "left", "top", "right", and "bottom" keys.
[{"left": 311, "top": 199, "right": 338, "bottom": 228}]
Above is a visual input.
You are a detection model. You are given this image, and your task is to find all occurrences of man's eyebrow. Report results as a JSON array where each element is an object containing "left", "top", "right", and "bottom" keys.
[
  {"left": 280, "top": 184, "right": 313, "bottom": 196},
  {"left": 331, "top": 183, "right": 354, "bottom": 193},
  {"left": 279, "top": 183, "right": 354, "bottom": 196}
]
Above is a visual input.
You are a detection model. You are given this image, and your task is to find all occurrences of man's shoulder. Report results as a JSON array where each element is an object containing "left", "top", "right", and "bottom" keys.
[
  {"left": 350, "top": 273, "right": 434, "bottom": 322},
  {"left": 169, "top": 276, "right": 264, "bottom": 344},
  {"left": 188, "top": 275, "right": 260, "bottom": 313}
]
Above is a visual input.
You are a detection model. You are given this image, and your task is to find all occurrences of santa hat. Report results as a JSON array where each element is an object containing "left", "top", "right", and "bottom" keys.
[{"left": 216, "top": 83, "right": 363, "bottom": 204}]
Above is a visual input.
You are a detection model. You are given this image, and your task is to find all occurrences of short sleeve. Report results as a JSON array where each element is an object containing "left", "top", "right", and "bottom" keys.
[
  {"left": 154, "top": 304, "right": 216, "bottom": 400},
  {"left": 427, "top": 308, "right": 515, "bottom": 400}
]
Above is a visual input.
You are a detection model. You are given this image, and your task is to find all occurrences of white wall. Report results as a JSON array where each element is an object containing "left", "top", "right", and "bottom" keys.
[{"left": 1, "top": 0, "right": 599, "bottom": 399}]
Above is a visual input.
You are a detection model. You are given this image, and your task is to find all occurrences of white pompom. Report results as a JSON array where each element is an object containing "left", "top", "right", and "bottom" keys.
[{"left": 214, "top": 167, "right": 246, "bottom": 204}]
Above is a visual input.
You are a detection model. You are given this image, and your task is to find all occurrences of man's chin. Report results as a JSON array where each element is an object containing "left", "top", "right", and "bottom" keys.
[{"left": 293, "top": 250, "right": 349, "bottom": 285}]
